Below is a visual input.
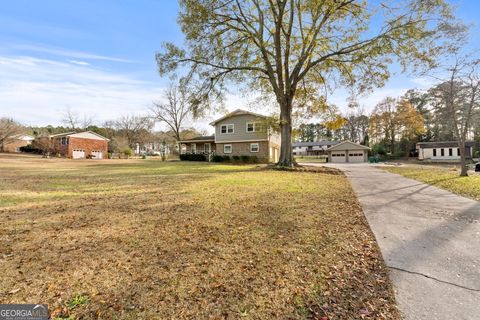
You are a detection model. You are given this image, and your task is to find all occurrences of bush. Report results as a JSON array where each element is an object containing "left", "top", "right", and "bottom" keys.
[
  {"left": 474, "top": 150, "right": 480, "bottom": 158},
  {"left": 241, "top": 155, "right": 258, "bottom": 163},
  {"left": 122, "top": 147, "right": 133, "bottom": 158},
  {"left": 211, "top": 155, "right": 230, "bottom": 162},
  {"left": 179, "top": 154, "right": 207, "bottom": 161},
  {"left": 232, "top": 155, "right": 241, "bottom": 162},
  {"left": 19, "top": 145, "right": 42, "bottom": 154},
  {"left": 372, "top": 143, "right": 386, "bottom": 156}
]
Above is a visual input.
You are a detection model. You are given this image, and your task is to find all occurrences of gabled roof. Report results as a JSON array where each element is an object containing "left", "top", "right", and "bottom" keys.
[
  {"left": 9, "top": 134, "right": 35, "bottom": 141},
  {"left": 293, "top": 141, "right": 340, "bottom": 147},
  {"left": 416, "top": 141, "right": 475, "bottom": 148},
  {"left": 326, "top": 141, "right": 370, "bottom": 151},
  {"left": 178, "top": 135, "right": 215, "bottom": 143},
  {"left": 49, "top": 131, "right": 76, "bottom": 138},
  {"left": 209, "top": 109, "right": 267, "bottom": 126},
  {"left": 49, "top": 131, "right": 110, "bottom": 141}
]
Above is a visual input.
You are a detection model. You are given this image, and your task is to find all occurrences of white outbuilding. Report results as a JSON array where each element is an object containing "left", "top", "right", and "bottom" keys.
[{"left": 326, "top": 141, "right": 370, "bottom": 163}]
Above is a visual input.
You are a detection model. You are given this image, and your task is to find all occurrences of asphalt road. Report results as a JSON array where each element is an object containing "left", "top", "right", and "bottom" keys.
[{"left": 307, "top": 163, "right": 480, "bottom": 320}]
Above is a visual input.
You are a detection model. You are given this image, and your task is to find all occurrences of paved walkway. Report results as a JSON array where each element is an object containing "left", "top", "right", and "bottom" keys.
[{"left": 306, "top": 163, "right": 480, "bottom": 320}]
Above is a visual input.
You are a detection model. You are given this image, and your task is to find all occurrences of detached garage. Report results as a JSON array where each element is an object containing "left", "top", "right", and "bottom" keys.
[{"left": 327, "top": 141, "right": 370, "bottom": 163}]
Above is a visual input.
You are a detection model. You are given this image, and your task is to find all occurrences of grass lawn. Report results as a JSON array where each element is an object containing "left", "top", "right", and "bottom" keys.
[
  {"left": 0, "top": 154, "right": 399, "bottom": 319},
  {"left": 382, "top": 164, "right": 480, "bottom": 201},
  {"left": 295, "top": 156, "right": 327, "bottom": 163}
]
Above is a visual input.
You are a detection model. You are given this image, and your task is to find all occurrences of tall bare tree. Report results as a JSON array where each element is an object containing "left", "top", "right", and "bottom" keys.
[
  {"left": 151, "top": 78, "right": 192, "bottom": 141},
  {"left": 62, "top": 108, "right": 93, "bottom": 131},
  {"left": 430, "top": 56, "right": 480, "bottom": 176},
  {"left": 157, "top": 0, "right": 460, "bottom": 166},
  {"left": 114, "top": 115, "right": 154, "bottom": 148},
  {"left": 0, "top": 118, "right": 25, "bottom": 152}
]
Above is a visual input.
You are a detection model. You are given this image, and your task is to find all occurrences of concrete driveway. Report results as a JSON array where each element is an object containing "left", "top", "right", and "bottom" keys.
[{"left": 304, "top": 163, "right": 480, "bottom": 320}]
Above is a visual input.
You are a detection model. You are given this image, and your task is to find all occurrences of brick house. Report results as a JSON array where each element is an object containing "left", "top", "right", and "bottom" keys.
[
  {"left": 49, "top": 131, "right": 110, "bottom": 159},
  {"left": 179, "top": 109, "right": 281, "bottom": 163},
  {"left": 2, "top": 134, "right": 34, "bottom": 153}
]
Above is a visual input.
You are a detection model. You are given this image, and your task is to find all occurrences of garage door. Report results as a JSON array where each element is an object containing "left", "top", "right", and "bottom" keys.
[
  {"left": 348, "top": 151, "right": 365, "bottom": 163},
  {"left": 91, "top": 151, "right": 103, "bottom": 159},
  {"left": 331, "top": 152, "right": 346, "bottom": 163},
  {"left": 72, "top": 149, "right": 85, "bottom": 159}
]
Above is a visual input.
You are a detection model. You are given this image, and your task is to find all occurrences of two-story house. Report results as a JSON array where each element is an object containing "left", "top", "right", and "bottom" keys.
[{"left": 179, "top": 109, "right": 281, "bottom": 162}]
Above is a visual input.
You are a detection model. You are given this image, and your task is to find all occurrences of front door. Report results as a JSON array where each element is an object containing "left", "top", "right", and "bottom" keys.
[{"left": 204, "top": 143, "right": 211, "bottom": 153}]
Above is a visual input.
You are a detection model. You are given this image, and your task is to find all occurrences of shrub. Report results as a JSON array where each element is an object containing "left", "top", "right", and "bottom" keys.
[
  {"left": 19, "top": 145, "right": 42, "bottom": 154},
  {"left": 232, "top": 155, "right": 241, "bottom": 162},
  {"left": 474, "top": 150, "right": 480, "bottom": 158},
  {"left": 372, "top": 143, "right": 386, "bottom": 156},
  {"left": 122, "top": 147, "right": 133, "bottom": 158},
  {"left": 211, "top": 155, "right": 231, "bottom": 162},
  {"left": 179, "top": 154, "right": 207, "bottom": 161},
  {"left": 241, "top": 155, "right": 258, "bottom": 163}
]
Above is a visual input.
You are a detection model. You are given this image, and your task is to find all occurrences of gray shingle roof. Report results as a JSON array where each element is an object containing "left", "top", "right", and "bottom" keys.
[
  {"left": 179, "top": 135, "right": 215, "bottom": 142},
  {"left": 292, "top": 141, "right": 340, "bottom": 147},
  {"left": 416, "top": 141, "right": 475, "bottom": 148}
]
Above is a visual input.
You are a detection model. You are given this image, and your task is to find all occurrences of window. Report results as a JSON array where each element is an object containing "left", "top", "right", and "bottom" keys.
[
  {"left": 61, "top": 137, "right": 68, "bottom": 145},
  {"left": 204, "top": 143, "right": 211, "bottom": 153},
  {"left": 220, "top": 124, "right": 234, "bottom": 134},
  {"left": 250, "top": 143, "right": 259, "bottom": 153},
  {"left": 457, "top": 148, "right": 461, "bottom": 156},
  {"left": 191, "top": 143, "right": 196, "bottom": 154},
  {"left": 449, "top": 148, "right": 453, "bottom": 156},
  {"left": 441, "top": 148, "right": 445, "bottom": 157},
  {"left": 433, "top": 149, "right": 437, "bottom": 157},
  {"left": 224, "top": 144, "right": 232, "bottom": 153}
]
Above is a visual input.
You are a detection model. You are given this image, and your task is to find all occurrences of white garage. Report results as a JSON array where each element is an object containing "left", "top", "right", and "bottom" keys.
[
  {"left": 91, "top": 150, "right": 103, "bottom": 159},
  {"left": 327, "top": 141, "right": 370, "bottom": 163},
  {"left": 331, "top": 152, "right": 347, "bottom": 163},
  {"left": 72, "top": 149, "right": 86, "bottom": 159}
]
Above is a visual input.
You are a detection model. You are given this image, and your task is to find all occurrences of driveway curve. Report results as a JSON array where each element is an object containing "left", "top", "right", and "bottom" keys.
[{"left": 305, "top": 163, "right": 480, "bottom": 320}]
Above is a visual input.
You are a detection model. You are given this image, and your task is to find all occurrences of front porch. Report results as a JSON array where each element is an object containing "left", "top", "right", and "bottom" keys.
[{"left": 178, "top": 136, "right": 216, "bottom": 156}]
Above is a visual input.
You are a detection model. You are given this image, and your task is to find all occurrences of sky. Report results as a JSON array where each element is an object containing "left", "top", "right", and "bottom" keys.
[{"left": 1, "top": 0, "right": 479, "bottom": 133}]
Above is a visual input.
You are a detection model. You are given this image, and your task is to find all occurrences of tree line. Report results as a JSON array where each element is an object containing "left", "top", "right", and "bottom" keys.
[{"left": 0, "top": 78, "right": 202, "bottom": 157}]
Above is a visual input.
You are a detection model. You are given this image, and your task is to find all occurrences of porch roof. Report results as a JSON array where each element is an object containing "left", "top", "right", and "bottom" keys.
[{"left": 178, "top": 135, "right": 215, "bottom": 143}]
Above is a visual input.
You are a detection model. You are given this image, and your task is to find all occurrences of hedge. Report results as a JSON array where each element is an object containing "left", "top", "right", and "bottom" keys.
[
  {"left": 19, "top": 145, "right": 42, "bottom": 154},
  {"left": 211, "top": 155, "right": 258, "bottom": 163},
  {"left": 179, "top": 154, "right": 207, "bottom": 161}
]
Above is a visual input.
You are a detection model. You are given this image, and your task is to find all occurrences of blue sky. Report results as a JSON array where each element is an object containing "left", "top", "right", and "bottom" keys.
[{"left": 0, "top": 0, "right": 479, "bottom": 131}]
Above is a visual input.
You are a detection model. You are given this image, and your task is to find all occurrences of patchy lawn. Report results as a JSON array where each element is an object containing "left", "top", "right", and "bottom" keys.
[
  {"left": 382, "top": 164, "right": 480, "bottom": 201},
  {"left": 0, "top": 154, "right": 399, "bottom": 319},
  {"left": 295, "top": 156, "right": 327, "bottom": 163}
]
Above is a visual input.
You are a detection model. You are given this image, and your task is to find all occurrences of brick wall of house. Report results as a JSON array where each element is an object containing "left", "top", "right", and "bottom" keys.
[
  {"left": 2, "top": 140, "right": 30, "bottom": 153},
  {"left": 51, "top": 138, "right": 69, "bottom": 156},
  {"left": 215, "top": 141, "right": 270, "bottom": 162},
  {"left": 67, "top": 137, "right": 108, "bottom": 158}
]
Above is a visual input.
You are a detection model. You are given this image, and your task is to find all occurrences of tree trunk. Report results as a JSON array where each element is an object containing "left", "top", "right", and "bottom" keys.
[
  {"left": 277, "top": 102, "right": 294, "bottom": 167},
  {"left": 459, "top": 140, "right": 468, "bottom": 177}
]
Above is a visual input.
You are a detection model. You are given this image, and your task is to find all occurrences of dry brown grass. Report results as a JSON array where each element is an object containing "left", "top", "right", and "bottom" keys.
[{"left": 0, "top": 154, "right": 400, "bottom": 319}]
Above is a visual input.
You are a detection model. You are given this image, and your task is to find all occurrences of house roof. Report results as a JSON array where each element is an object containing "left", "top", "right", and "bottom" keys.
[
  {"left": 209, "top": 109, "right": 267, "bottom": 126},
  {"left": 326, "top": 141, "right": 370, "bottom": 151},
  {"left": 9, "top": 134, "right": 35, "bottom": 141},
  {"left": 416, "top": 141, "right": 476, "bottom": 148},
  {"left": 293, "top": 141, "right": 340, "bottom": 148},
  {"left": 49, "top": 131, "right": 110, "bottom": 141},
  {"left": 178, "top": 135, "right": 215, "bottom": 143}
]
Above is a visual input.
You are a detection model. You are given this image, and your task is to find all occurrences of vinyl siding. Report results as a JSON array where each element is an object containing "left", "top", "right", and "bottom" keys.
[{"left": 215, "top": 114, "right": 268, "bottom": 142}]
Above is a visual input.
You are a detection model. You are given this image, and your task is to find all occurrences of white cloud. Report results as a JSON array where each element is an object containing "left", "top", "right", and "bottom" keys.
[
  {"left": 10, "top": 43, "right": 135, "bottom": 63},
  {"left": 68, "top": 60, "right": 90, "bottom": 66},
  {"left": 0, "top": 55, "right": 162, "bottom": 126}
]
